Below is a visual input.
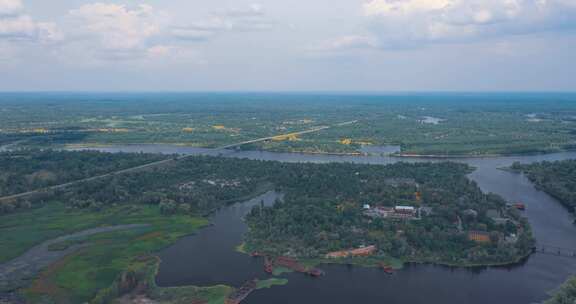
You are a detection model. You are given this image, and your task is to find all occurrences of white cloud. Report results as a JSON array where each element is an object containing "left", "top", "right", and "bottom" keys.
[
  {"left": 68, "top": 3, "right": 164, "bottom": 51},
  {"left": 61, "top": 2, "right": 273, "bottom": 62},
  {"left": 0, "top": 15, "right": 34, "bottom": 37},
  {"left": 62, "top": 3, "right": 187, "bottom": 64},
  {"left": 1, "top": 2, "right": 274, "bottom": 65},
  {"left": 171, "top": 25, "right": 216, "bottom": 41},
  {"left": 312, "top": 35, "right": 380, "bottom": 52},
  {"left": 0, "top": 0, "right": 61, "bottom": 43},
  {"left": 147, "top": 44, "right": 173, "bottom": 58},
  {"left": 0, "top": 0, "right": 22, "bottom": 16},
  {"left": 171, "top": 3, "right": 273, "bottom": 41},
  {"left": 323, "top": 0, "right": 576, "bottom": 50},
  {"left": 364, "top": 0, "right": 455, "bottom": 16}
]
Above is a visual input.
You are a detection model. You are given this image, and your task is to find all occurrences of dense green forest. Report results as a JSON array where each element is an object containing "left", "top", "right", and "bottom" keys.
[
  {"left": 0, "top": 150, "right": 166, "bottom": 198},
  {"left": 245, "top": 161, "right": 533, "bottom": 266},
  {"left": 512, "top": 160, "right": 576, "bottom": 211}
]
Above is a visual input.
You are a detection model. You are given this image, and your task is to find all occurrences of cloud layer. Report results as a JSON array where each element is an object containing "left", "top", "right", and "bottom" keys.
[
  {"left": 0, "top": 0, "right": 22, "bottom": 16},
  {"left": 0, "top": 0, "right": 60, "bottom": 43},
  {"left": 170, "top": 4, "right": 273, "bottom": 42},
  {"left": 0, "top": 1, "right": 273, "bottom": 63},
  {"left": 323, "top": 0, "right": 576, "bottom": 50},
  {"left": 1, "top": 0, "right": 576, "bottom": 67},
  {"left": 69, "top": 4, "right": 161, "bottom": 51}
]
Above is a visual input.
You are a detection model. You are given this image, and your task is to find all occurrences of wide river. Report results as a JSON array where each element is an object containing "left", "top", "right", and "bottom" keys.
[{"left": 79, "top": 145, "right": 576, "bottom": 304}]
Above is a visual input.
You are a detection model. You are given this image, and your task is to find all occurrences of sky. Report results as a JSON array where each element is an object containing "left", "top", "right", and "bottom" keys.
[{"left": 0, "top": 0, "right": 575, "bottom": 92}]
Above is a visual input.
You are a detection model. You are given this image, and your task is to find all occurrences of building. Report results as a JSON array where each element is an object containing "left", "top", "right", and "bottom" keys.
[
  {"left": 468, "top": 231, "right": 491, "bottom": 243},
  {"left": 394, "top": 206, "right": 417, "bottom": 219},
  {"left": 364, "top": 205, "right": 420, "bottom": 220},
  {"left": 395, "top": 206, "right": 416, "bottom": 215},
  {"left": 364, "top": 206, "right": 395, "bottom": 218}
]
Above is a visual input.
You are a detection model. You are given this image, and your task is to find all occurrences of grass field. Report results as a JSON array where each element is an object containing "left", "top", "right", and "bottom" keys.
[{"left": 0, "top": 203, "right": 207, "bottom": 303}]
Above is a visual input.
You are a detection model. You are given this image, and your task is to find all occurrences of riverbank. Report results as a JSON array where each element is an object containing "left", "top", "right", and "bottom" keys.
[
  {"left": 95, "top": 254, "right": 288, "bottom": 304},
  {"left": 238, "top": 248, "right": 532, "bottom": 277},
  {"left": 62, "top": 141, "right": 576, "bottom": 160},
  {"left": 0, "top": 224, "right": 149, "bottom": 293},
  {"left": 395, "top": 149, "right": 574, "bottom": 159},
  {"left": 65, "top": 142, "right": 210, "bottom": 149},
  {"left": 0, "top": 203, "right": 208, "bottom": 303},
  {"left": 508, "top": 160, "right": 576, "bottom": 216},
  {"left": 543, "top": 275, "right": 576, "bottom": 304}
]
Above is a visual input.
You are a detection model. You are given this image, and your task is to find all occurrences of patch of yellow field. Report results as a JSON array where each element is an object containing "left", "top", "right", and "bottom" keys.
[{"left": 272, "top": 134, "right": 299, "bottom": 141}]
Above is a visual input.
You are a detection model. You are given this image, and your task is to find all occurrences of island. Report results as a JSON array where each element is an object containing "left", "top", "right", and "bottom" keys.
[{"left": 244, "top": 160, "right": 534, "bottom": 269}]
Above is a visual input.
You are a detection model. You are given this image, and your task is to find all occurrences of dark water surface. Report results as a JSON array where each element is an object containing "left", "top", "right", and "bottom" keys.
[{"left": 77, "top": 145, "right": 576, "bottom": 304}]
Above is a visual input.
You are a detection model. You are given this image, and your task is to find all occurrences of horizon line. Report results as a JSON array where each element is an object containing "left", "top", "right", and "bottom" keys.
[{"left": 0, "top": 90, "right": 575, "bottom": 95}]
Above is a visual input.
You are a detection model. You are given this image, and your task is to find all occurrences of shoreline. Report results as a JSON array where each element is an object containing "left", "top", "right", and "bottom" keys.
[
  {"left": 395, "top": 149, "right": 572, "bottom": 159},
  {"left": 236, "top": 242, "right": 533, "bottom": 273},
  {"left": 59, "top": 142, "right": 576, "bottom": 160}
]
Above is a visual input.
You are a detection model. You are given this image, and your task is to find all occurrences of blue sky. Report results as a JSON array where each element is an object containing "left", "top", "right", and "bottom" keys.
[{"left": 0, "top": 0, "right": 575, "bottom": 91}]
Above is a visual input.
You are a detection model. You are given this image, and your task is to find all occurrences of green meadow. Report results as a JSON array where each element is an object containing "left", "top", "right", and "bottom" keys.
[{"left": 0, "top": 203, "right": 207, "bottom": 303}]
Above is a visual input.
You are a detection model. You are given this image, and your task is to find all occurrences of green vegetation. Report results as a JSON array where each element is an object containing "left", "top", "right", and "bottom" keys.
[
  {"left": 0, "top": 149, "right": 166, "bottom": 198},
  {"left": 544, "top": 276, "right": 576, "bottom": 304},
  {"left": 0, "top": 203, "right": 207, "bottom": 303},
  {"left": 93, "top": 255, "right": 233, "bottom": 304},
  {"left": 0, "top": 149, "right": 535, "bottom": 303},
  {"left": 2, "top": 93, "right": 576, "bottom": 156},
  {"left": 512, "top": 160, "right": 576, "bottom": 212},
  {"left": 147, "top": 285, "right": 232, "bottom": 304},
  {"left": 0, "top": 203, "right": 195, "bottom": 264},
  {"left": 301, "top": 256, "right": 404, "bottom": 270},
  {"left": 256, "top": 278, "right": 289, "bottom": 289},
  {"left": 245, "top": 162, "right": 534, "bottom": 266}
]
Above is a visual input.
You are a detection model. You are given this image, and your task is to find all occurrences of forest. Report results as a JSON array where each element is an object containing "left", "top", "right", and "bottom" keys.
[
  {"left": 0, "top": 150, "right": 166, "bottom": 198},
  {"left": 512, "top": 160, "right": 576, "bottom": 212},
  {"left": 245, "top": 161, "right": 533, "bottom": 266}
]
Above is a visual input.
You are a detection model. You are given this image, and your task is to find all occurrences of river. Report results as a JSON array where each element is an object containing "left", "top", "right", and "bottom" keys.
[{"left": 74, "top": 144, "right": 576, "bottom": 304}]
